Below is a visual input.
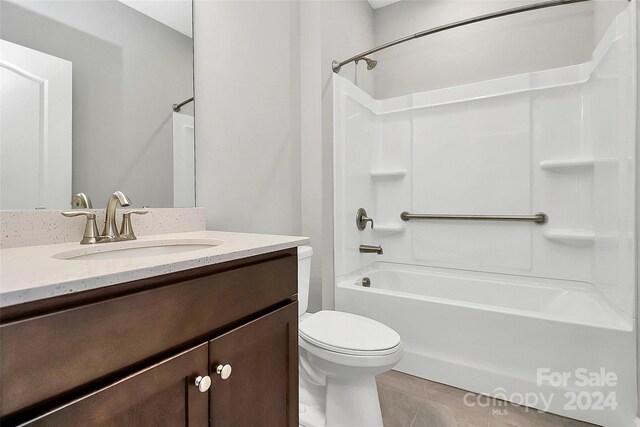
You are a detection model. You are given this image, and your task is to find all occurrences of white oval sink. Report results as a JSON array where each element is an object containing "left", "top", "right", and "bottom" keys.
[{"left": 54, "top": 238, "right": 223, "bottom": 261}]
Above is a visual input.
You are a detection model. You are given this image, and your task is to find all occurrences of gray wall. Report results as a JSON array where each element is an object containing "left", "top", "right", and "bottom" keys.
[
  {"left": 1, "top": 0, "right": 193, "bottom": 208},
  {"left": 372, "top": 0, "right": 597, "bottom": 98},
  {"left": 193, "top": 0, "right": 301, "bottom": 236},
  {"left": 594, "top": 0, "right": 629, "bottom": 42}
]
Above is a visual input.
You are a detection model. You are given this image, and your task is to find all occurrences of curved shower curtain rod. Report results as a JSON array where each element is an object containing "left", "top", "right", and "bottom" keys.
[
  {"left": 332, "top": 0, "right": 592, "bottom": 73},
  {"left": 173, "top": 96, "right": 194, "bottom": 112}
]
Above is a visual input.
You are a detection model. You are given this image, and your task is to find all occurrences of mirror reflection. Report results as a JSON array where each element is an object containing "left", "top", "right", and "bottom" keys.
[{"left": 0, "top": 0, "right": 194, "bottom": 209}]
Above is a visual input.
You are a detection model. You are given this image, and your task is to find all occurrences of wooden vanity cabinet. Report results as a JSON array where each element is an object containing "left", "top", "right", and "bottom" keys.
[{"left": 0, "top": 248, "right": 299, "bottom": 427}]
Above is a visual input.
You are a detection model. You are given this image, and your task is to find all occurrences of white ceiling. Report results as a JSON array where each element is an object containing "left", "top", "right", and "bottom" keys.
[
  {"left": 367, "top": 0, "right": 403, "bottom": 10},
  {"left": 118, "top": 0, "right": 192, "bottom": 38}
]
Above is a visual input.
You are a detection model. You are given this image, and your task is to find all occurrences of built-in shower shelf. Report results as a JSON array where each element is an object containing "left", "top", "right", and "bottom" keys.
[
  {"left": 373, "top": 223, "right": 405, "bottom": 233},
  {"left": 539, "top": 157, "right": 594, "bottom": 173},
  {"left": 370, "top": 168, "right": 407, "bottom": 179},
  {"left": 543, "top": 229, "right": 594, "bottom": 246}
]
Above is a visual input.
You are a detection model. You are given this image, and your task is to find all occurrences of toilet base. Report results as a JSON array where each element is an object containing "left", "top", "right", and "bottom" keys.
[
  {"left": 299, "top": 342, "right": 402, "bottom": 427},
  {"left": 299, "top": 357, "right": 326, "bottom": 427},
  {"left": 325, "top": 376, "right": 383, "bottom": 427},
  {"left": 299, "top": 374, "right": 384, "bottom": 427},
  {"left": 299, "top": 371, "right": 326, "bottom": 427}
]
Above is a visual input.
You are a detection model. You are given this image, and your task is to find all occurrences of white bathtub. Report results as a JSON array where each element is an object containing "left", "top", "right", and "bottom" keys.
[{"left": 335, "top": 262, "right": 636, "bottom": 427}]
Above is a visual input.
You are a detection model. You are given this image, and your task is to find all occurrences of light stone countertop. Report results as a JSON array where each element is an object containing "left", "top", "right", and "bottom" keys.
[{"left": 0, "top": 230, "right": 309, "bottom": 308}]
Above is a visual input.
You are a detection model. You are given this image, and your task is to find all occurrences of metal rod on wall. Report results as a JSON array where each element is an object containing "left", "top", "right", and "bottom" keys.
[
  {"left": 332, "top": 0, "right": 590, "bottom": 73},
  {"left": 400, "top": 211, "right": 548, "bottom": 224},
  {"left": 173, "top": 97, "right": 194, "bottom": 112}
]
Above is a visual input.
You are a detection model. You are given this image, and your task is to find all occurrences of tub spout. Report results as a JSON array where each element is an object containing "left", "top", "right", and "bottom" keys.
[{"left": 359, "top": 244, "right": 383, "bottom": 255}]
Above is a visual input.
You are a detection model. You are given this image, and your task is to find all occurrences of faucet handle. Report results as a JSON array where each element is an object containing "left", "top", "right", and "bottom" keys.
[
  {"left": 356, "top": 208, "right": 374, "bottom": 230},
  {"left": 122, "top": 209, "right": 149, "bottom": 217},
  {"left": 61, "top": 211, "right": 99, "bottom": 244},
  {"left": 62, "top": 210, "right": 95, "bottom": 219},
  {"left": 119, "top": 209, "right": 149, "bottom": 240}
]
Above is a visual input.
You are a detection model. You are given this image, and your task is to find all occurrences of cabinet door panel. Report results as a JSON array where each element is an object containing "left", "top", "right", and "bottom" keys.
[
  {"left": 22, "top": 343, "right": 209, "bottom": 427},
  {"left": 210, "top": 303, "right": 298, "bottom": 427}
]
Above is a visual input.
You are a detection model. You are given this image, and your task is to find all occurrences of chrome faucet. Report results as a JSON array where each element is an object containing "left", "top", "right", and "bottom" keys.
[
  {"left": 102, "top": 191, "right": 132, "bottom": 241},
  {"left": 359, "top": 244, "right": 383, "bottom": 255},
  {"left": 72, "top": 193, "right": 92, "bottom": 209},
  {"left": 62, "top": 191, "right": 148, "bottom": 244}
]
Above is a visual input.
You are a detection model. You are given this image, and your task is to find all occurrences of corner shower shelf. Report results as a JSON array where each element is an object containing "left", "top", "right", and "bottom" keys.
[
  {"left": 539, "top": 157, "right": 594, "bottom": 173},
  {"left": 370, "top": 168, "right": 407, "bottom": 179},
  {"left": 543, "top": 229, "right": 594, "bottom": 246},
  {"left": 372, "top": 223, "right": 405, "bottom": 233}
]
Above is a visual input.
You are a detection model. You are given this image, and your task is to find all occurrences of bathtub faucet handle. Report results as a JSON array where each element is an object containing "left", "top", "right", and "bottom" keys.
[{"left": 356, "top": 208, "right": 374, "bottom": 230}]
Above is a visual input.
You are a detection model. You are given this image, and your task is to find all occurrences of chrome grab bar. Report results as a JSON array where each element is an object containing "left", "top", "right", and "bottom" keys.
[{"left": 400, "top": 211, "right": 548, "bottom": 224}]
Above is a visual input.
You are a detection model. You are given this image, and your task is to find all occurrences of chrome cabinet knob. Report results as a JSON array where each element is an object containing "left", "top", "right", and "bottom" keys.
[
  {"left": 216, "top": 364, "right": 232, "bottom": 380},
  {"left": 195, "top": 375, "right": 212, "bottom": 392}
]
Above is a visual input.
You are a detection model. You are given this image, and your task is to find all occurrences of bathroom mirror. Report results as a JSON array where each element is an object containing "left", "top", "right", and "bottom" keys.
[{"left": 0, "top": 0, "right": 194, "bottom": 209}]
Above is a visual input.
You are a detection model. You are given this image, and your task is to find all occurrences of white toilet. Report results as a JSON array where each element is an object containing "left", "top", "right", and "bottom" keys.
[{"left": 297, "top": 246, "right": 403, "bottom": 427}]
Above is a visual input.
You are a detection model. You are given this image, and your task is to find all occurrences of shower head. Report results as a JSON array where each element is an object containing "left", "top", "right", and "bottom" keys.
[
  {"left": 365, "top": 57, "right": 377, "bottom": 70},
  {"left": 356, "top": 57, "right": 377, "bottom": 71}
]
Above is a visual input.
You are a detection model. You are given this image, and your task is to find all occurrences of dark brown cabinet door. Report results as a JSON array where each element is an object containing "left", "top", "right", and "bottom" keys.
[
  {"left": 209, "top": 303, "right": 298, "bottom": 427},
  {"left": 22, "top": 343, "right": 209, "bottom": 427}
]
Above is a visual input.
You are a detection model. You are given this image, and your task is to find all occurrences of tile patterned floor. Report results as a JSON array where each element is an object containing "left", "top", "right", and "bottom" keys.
[{"left": 375, "top": 370, "right": 600, "bottom": 427}]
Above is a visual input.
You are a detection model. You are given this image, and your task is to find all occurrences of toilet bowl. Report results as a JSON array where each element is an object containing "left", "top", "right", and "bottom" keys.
[{"left": 297, "top": 246, "right": 403, "bottom": 427}]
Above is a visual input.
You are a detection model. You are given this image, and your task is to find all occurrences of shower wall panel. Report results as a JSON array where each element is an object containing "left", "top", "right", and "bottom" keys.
[{"left": 412, "top": 95, "right": 532, "bottom": 270}]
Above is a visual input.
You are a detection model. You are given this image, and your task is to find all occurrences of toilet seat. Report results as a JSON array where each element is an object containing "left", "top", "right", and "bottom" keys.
[{"left": 299, "top": 311, "right": 401, "bottom": 356}]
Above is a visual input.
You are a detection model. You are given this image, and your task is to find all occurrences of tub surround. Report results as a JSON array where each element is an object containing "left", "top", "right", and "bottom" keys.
[
  {"left": 0, "top": 207, "right": 206, "bottom": 249},
  {"left": 0, "top": 230, "right": 309, "bottom": 308},
  {"left": 333, "top": 6, "right": 636, "bottom": 316}
]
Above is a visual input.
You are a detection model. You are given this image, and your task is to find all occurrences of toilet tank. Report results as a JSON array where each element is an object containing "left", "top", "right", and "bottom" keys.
[{"left": 297, "top": 246, "right": 313, "bottom": 317}]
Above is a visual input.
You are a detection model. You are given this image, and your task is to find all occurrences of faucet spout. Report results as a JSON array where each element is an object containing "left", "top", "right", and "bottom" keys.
[
  {"left": 72, "top": 192, "right": 93, "bottom": 209},
  {"left": 102, "top": 191, "right": 131, "bottom": 240},
  {"left": 359, "top": 244, "right": 383, "bottom": 255}
]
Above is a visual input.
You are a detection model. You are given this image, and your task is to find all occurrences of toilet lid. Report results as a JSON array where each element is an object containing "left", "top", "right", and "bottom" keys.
[{"left": 299, "top": 311, "right": 401, "bottom": 355}]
